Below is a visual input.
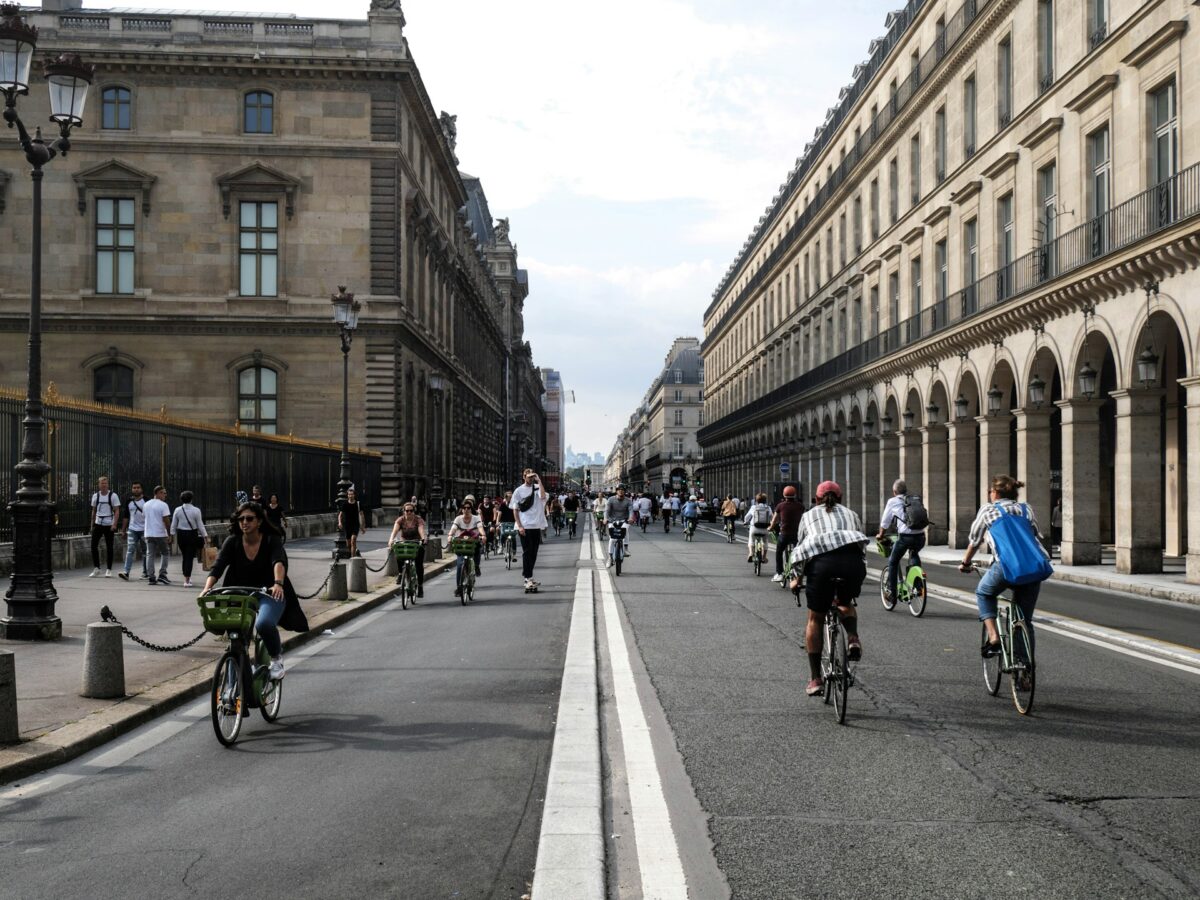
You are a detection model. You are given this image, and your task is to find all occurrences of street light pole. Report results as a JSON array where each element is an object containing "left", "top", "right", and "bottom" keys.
[
  {"left": 330, "top": 286, "right": 361, "bottom": 560},
  {"left": 0, "top": 7, "right": 93, "bottom": 640}
]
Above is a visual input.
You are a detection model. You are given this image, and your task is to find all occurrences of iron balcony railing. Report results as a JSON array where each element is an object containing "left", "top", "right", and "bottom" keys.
[{"left": 699, "top": 161, "right": 1200, "bottom": 444}]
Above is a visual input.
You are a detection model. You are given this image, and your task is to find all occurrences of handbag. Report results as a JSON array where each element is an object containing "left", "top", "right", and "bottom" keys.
[{"left": 201, "top": 539, "right": 219, "bottom": 572}]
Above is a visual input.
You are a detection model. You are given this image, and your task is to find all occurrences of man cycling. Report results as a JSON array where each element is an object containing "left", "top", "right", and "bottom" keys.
[
  {"left": 876, "top": 479, "right": 928, "bottom": 604},
  {"left": 604, "top": 485, "right": 635, "bottom": 565},
  {"left": 681, "top": 494, "right": 701, "bottom": 535},
  {"left": 743, "top": 492, "right": 773, "bottom": 562},
  {"left": 769, "top": 485, "right": 804, "bottom": 582},
  {"left": 662, "top": 490, "right": 680, "bottom": 530},
  {"left": 636, "top": 491, "right": 652, "bottom": 527}
]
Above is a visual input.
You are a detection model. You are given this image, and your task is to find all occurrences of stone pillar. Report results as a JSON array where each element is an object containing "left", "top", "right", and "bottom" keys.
[
  {"left": 947, "top": 420, "right": 978, "bottom": 549},
  {"left": 879, "top": 432, "right": 900, "bottom": 501},
  {"left": 1056, "top": 399, "right": 1102, "bottom": 565},
  {"left": 921, "top": 424, "right": 949, "bottom": 545},
  {"left": 898, "top": 428, "right": 923, "bottom": 499},
  {"left": 1113, "top": 388, "right": 1165, "bottom": 574},
  {"left": 861, "top": 437, "right": 880, "bottom": 528},
  {"left": 1014, "top": 407, "right": 1054, "bottom": 547},
  {"left": 977, "top": 414, "right": 1013, "bottom": 501},
  {"left": 845, "top": 439, "right": 861, "bottom": 513},
  {"left": 819, "top": 443, "right": 832, "bottom": 486},
  {"left": 1182, "top": 378, "right": 1200, "bottom": 583},
  {"left": 0, "top": 651, "right": 16, "bottom": 743},
  {"left": 80, "top": 622, "right": 125, "bottom": 699}
]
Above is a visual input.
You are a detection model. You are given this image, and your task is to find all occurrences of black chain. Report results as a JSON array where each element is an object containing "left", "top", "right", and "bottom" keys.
[
  {"left": 364, "top": 553, "right": 390, "bottom": 573},
  {"left": 99, "top": 605, "right": 208, "bottom": 652},
  {"left": 295, "top": 562, "right": 336, "bottom": 600}
]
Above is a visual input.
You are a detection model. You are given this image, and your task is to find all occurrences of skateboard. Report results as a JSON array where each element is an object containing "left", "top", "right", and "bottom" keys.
[{"left": 524, "top": 583, "right": 540, "bottom": 593}]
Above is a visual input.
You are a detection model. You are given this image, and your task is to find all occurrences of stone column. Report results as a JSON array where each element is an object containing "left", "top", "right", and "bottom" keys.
[
  {"left": 819, "top": 443, "right": 832, "bottom": 485},
  {"left": 1182, "top": 378, "right": 1200, "bottom": 583},
  {"left": 846, "top": 438, "right": 862, "bottom": 516},
  {"left": 1113, "top": 388, "right": 1165, "bottom": 574},
  {"left": 947, "top": 420, "right": 978, "bottom": 549},
  {"left": 898, "top": 428, "right": 923, "bottom": 498},
  {"left": 921, "top": 424, "right": 948, "bottom": 545},
  {"left": 977, "top": 414, "right": 1012, "bottom": 500},
  {"left": 1014, "top": 406, "right": 1054, "bottom": 546},
  {"left": 1055, "top": 399, "right": 1102, "bottom": 565},
  {"left": 861, "top": 436, "right": 881, "bottom": 528},
  {"left": 879, "top": 431, "right": 900, "bottom": 501}
]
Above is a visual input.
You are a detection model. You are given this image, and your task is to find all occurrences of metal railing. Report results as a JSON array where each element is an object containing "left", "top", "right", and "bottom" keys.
[
  {"left": 699, "top": 162, "right": 1200, "bottom": 444},
  {"left": 60, "top": 16, "right": 109, "bottom": 30}
]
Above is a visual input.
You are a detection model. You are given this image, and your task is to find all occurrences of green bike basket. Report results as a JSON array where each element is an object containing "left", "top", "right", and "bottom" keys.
[
  {"left": 197, "top": 593, "right": 258, "bottom": 635},
  {"left": 449, "top": 538, "right": 479, "bottom": 556},
  {"left": 391, "top": 541, "right": 421, "bottom": 560}
]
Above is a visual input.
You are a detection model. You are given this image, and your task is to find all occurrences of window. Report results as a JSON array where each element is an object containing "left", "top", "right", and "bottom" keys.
[
  {"left": 674, "top": 369, "right": 683, "bottom": 383},
  {"left": 1151, "top": 80, "right": 1178, "bottom": 185},
  {"left": 1088, "top": 0, "right": 1108, "bottom": 48},
  {"left": 869, "top": 285, "right": 880, "bottom": 337},
  {"left": 910, "top": 134, "right": 921, "bottom": 205},
  {"left": 674, "top": 409, "right": 684, "bottom": 426},
  {"left": 814, "top": 240, "right": 821, "bottom": 287},
  {"left": 100, "top": 86, "right": 131, "bottom": 130},
  {"left": 95, "top": 198, "right": 135, "bottom": 295},
  {"left": 244, "top": 90, "right": 274, "bottom": 134},
  {"left": 889, "top": 157, "right": 899, "bottom": 223},
  {"left": 825, "top": 227, "right": 833, "bottom": 279},
  {"left": 869, "top": 179, "right": 880, "bottom": 240},
  {"left": 935, "top": 106, "right": 947, "bottom": 184},
  {"left": 94, "top": 363, "right": 133, "bottom": 408},
  {"left": 935, "top": 239, "right": 948, "bottom": 305},
  {"left": 963, "top": 76, "right": 977, "bottom": 156},
  {"left": 238, "top": 366, "right": 278, "bottom": 433},
  {"left": 839, "top": 213, "right": 847, "bottom": 267},
  {"left": 964, "top": 218, "right": 978, "bottom": 312},
  {"left": 888, "top": 272, "right": 900, "bottom": 328},
  {"left": 1037, "top": 1, "right": 1055, "bottom": 94},
  {"left": 1038, "top": 162, "right": 1057, "bottom": 278},
  {"left": 239, "top": 201, "right": 279, "bottom": 297},
  {"left": 997, "top": 193, "right": 1014, "bottom": 298},
  {"left": 672, "top": 437, "right": 684, "bottom": 457},
  {"left": 674, "top": 389, "right": 682, "bottom": 402},
  {"left": 853, "top": 196, "right": 863, "bottom": 254},
  {"left": 997, "top": 36, "right": 1013, "bottom": 127},
  {"left": 1088, "top": 126, "right": 1110, "bottom": 255},
  {"left": 910, "top": 257, "right": 922, "bottom": 316}
]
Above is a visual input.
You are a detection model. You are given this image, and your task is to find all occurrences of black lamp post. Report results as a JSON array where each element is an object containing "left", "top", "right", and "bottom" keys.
[
  {"left": 0, "top": 7, "right": 93, "bottom": 641},
  {"left": 330, "top": 286, "right": 361, "bottom": 560}
]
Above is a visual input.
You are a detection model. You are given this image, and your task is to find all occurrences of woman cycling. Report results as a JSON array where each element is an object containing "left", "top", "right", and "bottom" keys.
[
  {"left": 720, "top": 495, "right": 739, "bottom": 536},
  {"left": 202, "top": 502, "right": 308, "bottom": 680},
  {"left": 338, "top": 487, "right": 365, "bottom": 557},
  {"left": 959, "top": 475, "right": 1048, "bottom": 676},
  {"left": 743, "top": 492, "right": 773, "bottom": 562},
  {"left": 787, "top": 481, "right": 869, "bottom": 697},
  {"left": 449, "top": 499, "right": 485, "bottom": 598},
  {"left": 387, "top": 501, "right": 428, "bottom": 599}
]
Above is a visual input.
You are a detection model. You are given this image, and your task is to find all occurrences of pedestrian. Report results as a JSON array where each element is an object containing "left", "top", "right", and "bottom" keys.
[
  {"left": 144, "top": 485, "right": 172, "bottom": 585},
  {"left": 1051, "top": 497, "right": 1062, "bottom": 550},
  {"left": 265, "top": 493, "right": 287, "bottom": 543},
  {"left": 88, "top": 475, "right": 120, "bottom": 577},
  {"left": 118, "top": 480, "right": 148, "bottom": 581},
  {"left": 339, "top": 487, "right": 365, "bottom": 556},
  {"left": 171, "top": 490, "right": 208, "bottom": 589},
  {"left": 387, "top": 501, "right": 428, "bottom": 599},
  {"left": 510, "top": 468, "right": 548, "bottom": 591},
  {"left": 250, "top": 484, "right": 265, "bottom": 505}
]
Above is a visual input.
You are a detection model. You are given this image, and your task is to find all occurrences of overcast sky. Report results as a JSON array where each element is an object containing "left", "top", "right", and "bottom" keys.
[{"left": 86, "top": 0, "right": 897, "bottom": 459}]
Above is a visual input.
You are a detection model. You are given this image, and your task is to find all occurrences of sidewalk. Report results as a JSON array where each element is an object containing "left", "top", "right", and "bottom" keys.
[{"left": 0, "top": 526, "right": 452, "bottom": 783}]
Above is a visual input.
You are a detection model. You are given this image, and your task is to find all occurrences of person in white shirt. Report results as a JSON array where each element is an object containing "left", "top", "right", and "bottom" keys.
[
  {"left": 143, "top": 485, "right": 173, "bottom": 585},
  {"left": 170, "top": 490, "right": 209, "bottom": 588},
  {"left": 743, "top": 492, "right": 774, "bottom": 562},
  {"left": 877, "top": 479, "right": 928, "bottom": 602},
  {"left": 89, "top": 476, "right": 120, "bottom": 577},
  {"left": 636, "top": 493, "right": 652, "bottom": 525},
  {"left": 509, "top": 468, "right": 548, "bottom": 590},
  {"left": 118, "top": 481, "right": 148, "bottom": 581}
]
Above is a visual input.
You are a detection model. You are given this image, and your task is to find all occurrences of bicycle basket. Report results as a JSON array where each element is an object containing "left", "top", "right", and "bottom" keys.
[
  {"left": 391, "top": 541, "right": 421, "bottom": 560},
  {"left": 566, "top": 512, "right": 577, "bottom": 520},
  {"left": 449, "top": 538, "right": 479, "bottom": 556},
  {"left": 197, "top": 592, "right": 258, "bottom": 635},
  {"left": 500, "top": 523, "right": 517, "bottom": 535}
]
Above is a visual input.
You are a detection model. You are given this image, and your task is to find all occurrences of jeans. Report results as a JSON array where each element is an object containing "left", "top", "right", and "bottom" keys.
[
  {"left": 975, "top": 563, "right": 1040, "bottom": 652},
  {"left": 520, "top": 528, "right": 543, "bottom": 579},
  {"left": 91, "top": 524, "right": 115, "bottom": 569},
  {"left": 123, "top": 530, "right": 147, "bottom": 577},
  {"left": 254, "top": 591, "right": 286, "bottom": 658},
  {"left": 887, "top": 532, "right": 926, "bottom": 599},
  {"left": 776, "top": 534, "right": 797, "bottom": 575},
  {"left": 146, "top": 536, "right": 170, "bottom": 581}
]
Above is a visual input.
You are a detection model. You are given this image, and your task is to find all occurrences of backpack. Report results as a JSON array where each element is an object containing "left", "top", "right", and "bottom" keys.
[
  {"left": 753, "top": 505, "right": 771, "bottom": 527},
  {"left": 989, "top": 503, "right": 1053, "bottom": 586},
  {"left": 901, "top": 494, "right": 930, "bottom": 530}
]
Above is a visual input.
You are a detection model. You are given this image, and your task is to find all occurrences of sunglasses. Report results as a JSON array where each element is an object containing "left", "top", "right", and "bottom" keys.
[{"left": 237, "top": 515, "right": 259, "bottom": 523}]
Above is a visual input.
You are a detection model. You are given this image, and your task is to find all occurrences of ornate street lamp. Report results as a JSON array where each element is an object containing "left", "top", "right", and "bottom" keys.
[
  {"left": 330, "top": 286, "right": 361, "bottom": 559},
  {"left": 987, "top": 384, "right": 1003, "bottom": 416},
  {"left": 954, "top": 393, "right": 970, "bottom": 422},
  {"left": 1, "top": 7, "right": 94, "bottom": 640},
  {"left": 863, "top": 417, "right": 876, "bottom": 438},
  {"left": 1078, "top": 361, "right": 1098, "bottom": 400},
  {"left": 881, "top": 413, "right": 893, "bottom": 433},
  {"left": 1138, "top": 280, "right": 1160, "bottom": 388},
  {"left": 902, "top": 409, "right": 914, "bottom": 431},
  {"left": 925, "top": 401, "right": 940, "bottom": 425},
  {"left": 1028, "top": 372, "right": 1047, "bottom": 408},
  {"left": 832, "top": 427, "right": 842, "bottom": 444},
  {"left": 846, "top": 423, "right": 857, "bottom": 440}
]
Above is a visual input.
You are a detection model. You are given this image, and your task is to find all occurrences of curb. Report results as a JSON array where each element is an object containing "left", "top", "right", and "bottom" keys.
[{"left": 0, "top": 556, "right": 455, "bottom": 786}]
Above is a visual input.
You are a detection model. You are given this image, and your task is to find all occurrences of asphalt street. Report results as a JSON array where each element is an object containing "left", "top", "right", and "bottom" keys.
[
  {"left": 607, "top": 520, "right": 1200, "bottom": 899},
  {"left": 0, "top": 531, "right": 578, "bottom": 900}
]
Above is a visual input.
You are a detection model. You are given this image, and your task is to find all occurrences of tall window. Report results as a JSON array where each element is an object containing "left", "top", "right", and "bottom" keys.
[
  {"left": 888, "top": 272, "right": 900, "bottom": 328},
  {"left": 869, "top": 178, "right": 880, "bottom": 240},
  {"left": 997, "top": 35, "right": 1013, "bottom": 127},
  {"left": 935, "top": 239, "right": 948, "bottom": 305},
  {"left": 910, "top": 133, "right": 921, "bottom": 205},
  {"left": 1088, "top": 0, "right": 1108, "bottom": 48},
  {"left": 674, "top": 409, "right": 684, "bottom": 426},
  {"left": 964, "top": 218, "right": 978, "bottom": 308},
  {"left": 814, "top": 240, "right": 821, "bottom": 287},
  {"left": 851, "top": 294, "right": 861, "bottom": 344},
  {"left": 997, "top": 193, "right": 1014, "bottom": 298},
  {"left": 94, "top": 363, "right": 133, "bottom": 408},
  {"left": 674, "top": 389, "right": 682, "bottom": 402},
  {"left": 963, "top": 75, "right": 976, "bottom": 157},
  {"left": 935, "top": 106, "right": 947, "bottom": 184},
  {"left": 95, "top": 198, "right": 135, "bottom": 295},
  {"left": 238, "top": 366, "right": 278, "bottom": 433},
  {"left": 672, "top": 437, "right": 684, "bottom": 457},
  {"left": 1037, "top": 1, "right": 1055, "bottom": 94},
  {"left": 1151, "top": 80, "right": 1178, "bottom": 185},
  {"left": 1038, "top": 162, "right": 1057, "bottom": 278},
  {"left": 853, "top": 196, "right": 863, "bottom": 254},
  {"left": 100, "top": 86, "right": 131, "bottom": 130},
  {"left": 838, "top": 214, "right": 847, "bottom": 267},
  {"left": 239, "top": 201, "right": 278, "bottom": 297},
  {"left": 825, "top": 226, "right": 834, "bottom": 279},
  {"left": 889, "top": 157, "right": 899, "bottom": 223},
  {"left": 674, "top": 369, "right": 683, "bottom": 383},
  {"left": 1088, "top": 126, "right": 1111, "bottom": 255},
  {"left": 244, "top": 90, "right": 274, "bottom": 134},
  {"left": 910, "top": 257, "right": 922, "bottom": 316},
  {"left": 869, "top": 286, "right": 880, "bottom": 337}
]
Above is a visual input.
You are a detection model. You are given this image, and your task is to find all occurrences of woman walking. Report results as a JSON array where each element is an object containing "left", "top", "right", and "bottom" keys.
[
  {"left": 338, "top": 487, "right": 365, "bottom": 557},
  {"left": 265, "top": 493, "right": 288, "bottom": 543},
  {"left": 170, "top": 490, "right": 209, "bottom": 589}
]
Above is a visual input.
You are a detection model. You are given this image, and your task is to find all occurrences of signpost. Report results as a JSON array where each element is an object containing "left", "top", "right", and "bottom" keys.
[{"left": 779, "top": 462, "right": 790, "bottom": 476}]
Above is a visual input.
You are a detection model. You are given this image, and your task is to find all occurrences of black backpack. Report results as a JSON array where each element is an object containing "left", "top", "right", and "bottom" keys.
[{"left": 902, "top": 494, "right": 930, "bottom": 530}]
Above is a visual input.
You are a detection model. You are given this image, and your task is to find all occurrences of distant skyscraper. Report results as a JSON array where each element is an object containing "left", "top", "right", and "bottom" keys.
[{"left": 540, "top": 368, "right": 565, "bottom": 471}]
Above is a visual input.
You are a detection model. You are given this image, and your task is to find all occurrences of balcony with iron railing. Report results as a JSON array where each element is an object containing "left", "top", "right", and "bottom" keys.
[{"left": 699, "top": 162, "right": 1200, "bottom": 444}]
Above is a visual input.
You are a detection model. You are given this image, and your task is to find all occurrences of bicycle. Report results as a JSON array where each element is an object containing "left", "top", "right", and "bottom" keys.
[
  {"left": 500, "top": 523, "right": 518, "bottom": 571},
  {"left": 877, "top": 537, "right": 927, "bottom": 617},
  {"left": 451, "top": 537, "right": 479, "bottom": 605},
  {"left": 391, "top": 540, "right": 421, "bottom": 609},
  {"left": 607, "top": 522, "right": 627, "bottom": 575},
  {"left": 640, "top": 513, "right": 649, "bottom": 534},
  {"left": 663, "top": 511, "right": 672, "bottom": 533},
  {"left": 771, "top": 533, "right": 799, "bottom": 594},
  {"left": 198, "top": 588, "right": 283, "bottom": 747},
  {"left": 970, "top": 565, "right": 1036, "bottom": 715},
  {"left": 683, "top": 517, "right": 697, "bottom": 542},
  {"left": 566, "top": 511, "right": 578, "bottom": 539},
  {"left": 751, "top": 532, "right": 767, "bottom": 576},
  {"left": 820, "top": 589, "right": 857, "bottom": 724},
  {"left": 724, "top": 518, "right": 736, "bottom": 543},
  {"left": 552, "top": 513, "right": 563, "bottom": 537}
]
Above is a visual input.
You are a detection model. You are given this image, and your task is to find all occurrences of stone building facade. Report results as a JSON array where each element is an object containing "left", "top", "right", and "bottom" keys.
[
  {"left": 0, "top": 2, "right": 546, "bottom": 507},
  {"left": 699, "top": 0, "right": 1200, "bottom": 580}
]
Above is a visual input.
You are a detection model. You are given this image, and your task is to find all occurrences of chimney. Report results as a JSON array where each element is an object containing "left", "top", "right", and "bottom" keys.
[{"left": 43, "top": 0, "right": 85, "bottom": 10}]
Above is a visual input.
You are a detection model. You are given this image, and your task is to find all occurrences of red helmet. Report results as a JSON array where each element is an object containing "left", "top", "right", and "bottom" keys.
[
  {"left": 816, "top": 480, "right": 842, "bottom": 500},
  {"left": 782, "top": 485, "right": 797, "bottom": 497}
]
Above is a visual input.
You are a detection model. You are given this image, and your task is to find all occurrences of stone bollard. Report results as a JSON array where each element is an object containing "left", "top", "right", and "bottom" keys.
[
  {"left": 0, "top": 650, "right": 18, "bottom": 743},
  {"left": 80, "top": 623, "right": 126, "bottom": 699},
  {"left": 385, "top": 549, "right": 399, "bottom": 577},
  {"left": 427, "top": 538, "right": 444, "bottom": 562},
  {"left": 325, "top": 561, "right": 348, "bottom": 601},
  {"left": 347, "top": 557, "right": 367, "bottom": 593}
]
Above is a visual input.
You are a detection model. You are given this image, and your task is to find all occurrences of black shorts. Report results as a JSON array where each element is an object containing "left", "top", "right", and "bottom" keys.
[{"left": 804, "top": 545, "right": 866, "bottom": 614}]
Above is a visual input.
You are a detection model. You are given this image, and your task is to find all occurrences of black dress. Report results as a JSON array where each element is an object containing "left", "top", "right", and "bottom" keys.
[
  {"left": 342, "top": 500, "right": 361, "bottom": 537},
  {"left": 210, "top": 533, "right": 309, "bottom": 633}
]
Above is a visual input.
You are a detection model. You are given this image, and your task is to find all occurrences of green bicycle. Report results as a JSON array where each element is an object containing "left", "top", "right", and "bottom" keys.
[
  {"left": 971, "top": 565, "right": 1036, "bottom": 715},
  {"left": 391, "top": 540, "right": 421, "bottom": 609},
  {"left": 500, "top": 523, "right": 518, "bottom": 570},
  {"left": 198, "top": 588, "right": 283, "bottom": 747},
  {"left": 877, "top": 537, "right": 927, "bottom": 616},
  {"left": 451, "top": 537, "right": 478, "bottom": 604},
  {"left": 566, "top": 510, "right": 578, "bottom": 539},
  {"left": 771, "top": 533, "right": 800, "bottom": 598},
  {"left": 683, "top": 517, "right": 697, "bottom": 541},
  {"left": 751, "top": 532, "right": 767, "bottom": 576}
]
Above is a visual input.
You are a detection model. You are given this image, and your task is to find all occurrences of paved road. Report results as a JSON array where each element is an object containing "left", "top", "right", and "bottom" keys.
[
  {"left": 0, "top": 531, "right": 580, "bottom": 899},
  {"left": 608, "top": 521, "right": 1200, "bottom": 899}
]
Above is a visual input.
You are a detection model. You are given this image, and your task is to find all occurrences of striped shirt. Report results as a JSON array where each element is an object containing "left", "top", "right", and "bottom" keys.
[
  {"left": 789, "top": 504, "right": 870, "bottom": 566},
  {"left": 968, "top": 500, "right": 1048, "bottom": 558}
]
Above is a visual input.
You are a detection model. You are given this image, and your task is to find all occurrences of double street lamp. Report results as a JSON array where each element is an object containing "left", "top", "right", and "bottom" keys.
[
  {"left": 330, "top": 286, "right": 361, "bottom": 560},
  {"left": 0, "top": 6, "right": 93, "bottom": 640}
]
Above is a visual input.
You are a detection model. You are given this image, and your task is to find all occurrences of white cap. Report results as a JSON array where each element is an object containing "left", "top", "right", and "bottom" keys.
[{"left": 689, "top": 495, "right": 697, "bottom": 500}]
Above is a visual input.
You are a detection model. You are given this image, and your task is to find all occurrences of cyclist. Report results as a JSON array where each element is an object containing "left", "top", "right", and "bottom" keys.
[
  {"left": 959, "top": 475, "right": 1048, "bottom": 674},
  {"left": 876, "top": 479, "right": 928, "bottom": 605},
  {"left": 477, "top": 494, "right": 496, "bottom": 549},
  {"left": 604, "top": 485, "right": 635, "bottom": 563},
  {"left": 681, "top": 494, "right": 701, "bottom": 535},
  {"left": 720, "top": 495, "right": 738, "bottom": 537},
  {"left": 636, "top": 491, "right": 652, "bottom": 527},
  {"left": 662, "top": 490, "right": 680, "bottom": 530},
  {"left": 768, "top": 485, "right": 804, "bottom": 582},
  {"left": 787, "top": 481, "right": 869, "bottom": 696},
  {"left": 563, "top": 491, "right": 580, "bottom": 535},
  {"left": 387, "top": 501, "right": 427, "bottom": 598},
  {"left": 548, "top": 495, "right": 564, "bottom": 534},
  {"left": 202, "top": 501, "right": 308, "bottom": 680},
  {"left": 743, "top": 492, "right": 773, "bottom": 562},
  {"left": 449, "top": 499, "right": 485, "bottom": 598}
]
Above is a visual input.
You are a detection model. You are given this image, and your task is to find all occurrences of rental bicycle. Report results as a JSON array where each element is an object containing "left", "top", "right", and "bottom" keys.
[
  {"left": 198, "top": 588, "right": 283, "bottom": 747},
  {"left": 451, "top": 537, "right": 479, "bottom": 604},
  {"left": 821, "top": 591, "right": 857, "bottom": 724},
  {"left": 971, "top": 565, "right": 1036, "bottom": 715},
  {"left": 391, "top": 539, "right": 421, "bottom": 609},
  {"left": 607, "top": 522, "right": 627, "bottom": 575},
  {"left": 751, "top": 532, "right": 767, "bottom": 576},
  {"left": 566, "top": 510, "right": 578, "bottom": 539},
  {"left": 552, "top": 512, "right": 563, "bottom": 537},
  {"left": 640, "top": 512, "right": 649, "bottom": 534},
  {"left": 772, "top": 533, "right": 798, "bottom": 594},
  {"left": 877, "top": 537, "right": 927, "bottom": 616},
  {"left": 724, "top": 518, "right": 736, "bottom": 543},
  {"left": 683, "top": 517, "right": 697, "bottom": 542},
  {"left": 500, "top": 523, "right": 518, "bottom": 571}
]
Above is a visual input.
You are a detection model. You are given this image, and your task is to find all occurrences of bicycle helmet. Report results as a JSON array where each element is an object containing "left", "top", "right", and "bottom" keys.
[
  {"left": 689, "top": 495, "right": 697, "bottom": 501},
  {"left": 816, "top": 480, "right": 842, "bottom": 499},
  {"left": 782, "top": 485, "right": 797, "bottom": 497}
]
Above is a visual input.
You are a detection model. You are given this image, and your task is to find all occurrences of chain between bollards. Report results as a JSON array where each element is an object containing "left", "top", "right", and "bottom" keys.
[{"left": 99, "top": 606, "right": 208, "bottom": 653}]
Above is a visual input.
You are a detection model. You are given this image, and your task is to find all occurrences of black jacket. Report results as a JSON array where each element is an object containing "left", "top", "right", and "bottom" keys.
[{"left": 211, "top": 533, "right": 310, "bottom": 633}]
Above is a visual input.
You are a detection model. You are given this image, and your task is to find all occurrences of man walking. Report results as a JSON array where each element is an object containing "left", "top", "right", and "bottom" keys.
[
  {"left": 511, "top": 469, "right": 548, "bottom": 591},
  {"left": 88, "top": 476, "right": 120, "bottom": 577},
  {"left": 118, "top": 480, "right": 148, "bottom": 581},
  {"left": 144, "top": 485, "right": 173, "bottom": 585},
  {"left": 877, "top": 479, "right": 928, "bottom": 602}
]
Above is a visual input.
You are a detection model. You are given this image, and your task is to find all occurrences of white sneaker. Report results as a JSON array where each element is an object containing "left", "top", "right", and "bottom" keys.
[
  {"left": 268, "top": 658, "right": 284, "bottom": 680},
  {"left": 183, "top": 580, "right": 194, "bottom": 588},
  {"left": 771, "top": 573, "right": 784, "bottom": 583},
  {"left": 104, "top": 569, "right": 112, "bottom": 578},
  {"left": 88, "top": 568, "right": 99, "bottom": 577}
]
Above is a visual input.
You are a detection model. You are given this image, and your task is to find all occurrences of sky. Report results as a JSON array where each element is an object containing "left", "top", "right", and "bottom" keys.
[{"left": 85, "top": 0, "right": 898, "bottom": 458}]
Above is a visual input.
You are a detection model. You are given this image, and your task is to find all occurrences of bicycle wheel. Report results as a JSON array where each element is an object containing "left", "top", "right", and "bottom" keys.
[
  {"left": 829, "top": 624, "right": 849, "bottom": 724},
  {"left": 615, "top": 551, "right": 622, "bottom": 576},
  {"left": 461, "top": 565, "right": 471, "bottom": 605},
  {"left": 506, "top": 541, "right": 513, "bottom": 570},
  {"left": 753, "top": 551, "right": 762, "bottom": 576},
  {"left": 982, "top": 623, "right": 1002, "bottom": 696},
  {"left": 211, "top": 651, "right": 245, "bottom": 746},
  {"left": 259, "top": 663, "right": 283, "bottom": 723},
  {"left": 1009, "top": 620, "right": 1036, "bottom": 715},
  {"left": 908, "top": 575, "right": 927, "bottom": 617},
  {"left": 399, "top": 569, "right": 410, "bottom": 610},
  {"left": 880, "top": 568, "right": 897, "bottom": 610}
]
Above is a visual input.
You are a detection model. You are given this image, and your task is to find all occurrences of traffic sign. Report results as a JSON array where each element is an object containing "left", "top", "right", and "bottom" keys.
[{"left": 779, "top": 462, "right": 790, "bottom": 475}]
